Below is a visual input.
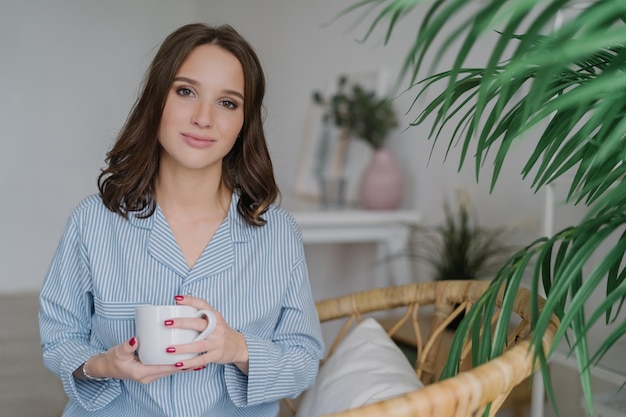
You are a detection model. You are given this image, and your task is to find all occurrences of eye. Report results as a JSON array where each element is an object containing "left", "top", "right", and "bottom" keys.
[
  {"left": 176, "top": 87, "right": 195, "bottom": 98},
  {"left": 219, "top": 99, "right": 238, "bottom": 110}
]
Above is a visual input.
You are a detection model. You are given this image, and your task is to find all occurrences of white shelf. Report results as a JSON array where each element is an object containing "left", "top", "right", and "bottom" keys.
[{"left": 283, "top": 195, "right": 421, "bottom": 287}]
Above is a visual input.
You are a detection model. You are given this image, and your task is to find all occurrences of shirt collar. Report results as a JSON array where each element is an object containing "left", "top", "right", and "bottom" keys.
[
  {"left": 126, "top": 191, "right": 256, "bottom": 243},
  {"left": 227, "top": 191, "right": 255, "bottom": 243}
]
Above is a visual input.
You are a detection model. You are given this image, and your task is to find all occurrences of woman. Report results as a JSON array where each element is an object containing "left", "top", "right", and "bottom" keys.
[{"left": 39, "top": 23, "right": 324, "bottom": 416}]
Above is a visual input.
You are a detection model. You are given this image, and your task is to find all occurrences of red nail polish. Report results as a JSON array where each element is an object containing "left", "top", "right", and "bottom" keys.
[
  {"left": 175, "top": 362, "right": 184, "bottom": 368},
  {"left": 166, "top": 347, "right": 176, "bottom": 353},
  {"left": 164, "top": 320, "right": 174, "bottom": 326},
  {"left": 129, "top": 337, "right": 136, "bottom": 347},
  {"left": 193, "top": 366, "right": 206, "bottom": 371},
  {"left": 174, "top": 295, "right": 184, "bottom": 301}
]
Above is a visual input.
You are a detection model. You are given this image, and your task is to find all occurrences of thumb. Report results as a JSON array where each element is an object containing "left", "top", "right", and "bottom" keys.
[{"left": 127, "top": 336, "right": 138, "bottom": 353}]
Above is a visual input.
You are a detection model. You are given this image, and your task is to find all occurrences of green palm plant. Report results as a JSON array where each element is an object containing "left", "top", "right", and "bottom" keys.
[{"left": 335, "top": 0, "right": 626, "bottom": 414}]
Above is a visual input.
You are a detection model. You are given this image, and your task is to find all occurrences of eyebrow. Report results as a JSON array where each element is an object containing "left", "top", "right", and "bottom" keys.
[{"left": 173, "top": 76, "right": 245, "bottom": 101}]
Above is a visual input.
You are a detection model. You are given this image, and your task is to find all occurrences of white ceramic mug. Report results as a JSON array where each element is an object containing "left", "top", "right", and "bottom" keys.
[{"left": 135, "top": 305, "right": 217, "bottom": 365}]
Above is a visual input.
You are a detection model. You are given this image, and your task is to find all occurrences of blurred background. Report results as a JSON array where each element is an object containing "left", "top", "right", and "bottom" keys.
[
  {"left": 0, "top": 0, "right": 555, "bottom": 296},
  {"left": 0, "top": 1, "right": 601, "bottom": 416}
]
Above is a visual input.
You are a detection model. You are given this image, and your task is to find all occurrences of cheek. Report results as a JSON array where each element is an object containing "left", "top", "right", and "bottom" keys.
[
  {"left": 160, "top": 101, "right": 178, "bottom": 128},
  {"left": 157, "top": 108, "right": 172, "bottom": 140},
  {"left": 158, "top": 101, "right": 187, "bottom": 144},
  {"left": 225, "top": 114, "right": 244, "bottom": 139},
  {"left": 156, "top": 117, "right": 170, "bottom": 146}
]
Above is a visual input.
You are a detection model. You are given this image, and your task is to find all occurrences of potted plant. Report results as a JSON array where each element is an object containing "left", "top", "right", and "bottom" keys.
[
  {"left": 313, "top": 75, "right": 398, "bottom": 150},
  {"left": 335, "top": 0, "right": 625, "bottom": 413},
  {"left": 313, "top": 76, "right": 405, "bottom": 209},
  {"left": 416, "top": 192, "right": 514, "bottom": 328}
]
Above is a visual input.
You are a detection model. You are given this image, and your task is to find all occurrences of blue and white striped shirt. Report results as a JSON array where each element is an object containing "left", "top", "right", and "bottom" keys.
[{"left": 39, "top": 193, "right": 324, "bottom": 417}]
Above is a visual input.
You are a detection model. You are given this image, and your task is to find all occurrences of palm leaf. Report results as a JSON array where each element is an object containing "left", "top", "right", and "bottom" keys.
[{"left": 336, "top": 0, "right": 626, "bottom": 414}]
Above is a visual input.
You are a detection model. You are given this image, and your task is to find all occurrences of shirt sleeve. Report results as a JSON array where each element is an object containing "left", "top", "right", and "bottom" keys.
[
  {"left": 38, "top": 213, "right": 121, "bottom": 411},
  {"left": 224, "top": 255, "right": 324, "bottom": 407}
]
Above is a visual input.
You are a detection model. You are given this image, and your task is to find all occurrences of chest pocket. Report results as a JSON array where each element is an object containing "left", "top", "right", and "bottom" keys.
[
  {"left": 94, "top": 298, "right": 141, "bottom": 320},
  {"left": 92, "top": 298, "right": 143, "bottom": 348}
]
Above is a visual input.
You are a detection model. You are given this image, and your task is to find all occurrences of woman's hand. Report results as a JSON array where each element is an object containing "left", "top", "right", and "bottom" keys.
[
  {"left": 167, "top": 294, "right": 250, "bottom": 374},
  {"left": 77, "top": 294, "right": 250, "bottom": 384},
  {"left": 80, "top": 337, "right": 187, "bottom": 384}
]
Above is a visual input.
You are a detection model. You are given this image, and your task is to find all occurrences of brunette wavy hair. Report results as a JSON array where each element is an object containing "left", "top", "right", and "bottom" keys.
[{"left": 98, "top": 23, "right": 278, "bottom": 226}]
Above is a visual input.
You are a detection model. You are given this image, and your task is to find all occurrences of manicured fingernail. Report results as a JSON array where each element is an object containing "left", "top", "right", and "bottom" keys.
[
  {"left": 174, "top": 362, "right": 184, "bottom": 368},
  {"left": 129, "top": 337, "right": 136, "bottom": 346},
  {"left": 164, "top": 320, "right": 174, "bottom": 326},
  {"left": 174, "top": 295, "right": 184, "bottom": 301},
  {"left": 193, "top": 366, "right": 206, "bottom": 371},
  {"left": 166, "top": 347, "right": 176, "bottom": 353}
]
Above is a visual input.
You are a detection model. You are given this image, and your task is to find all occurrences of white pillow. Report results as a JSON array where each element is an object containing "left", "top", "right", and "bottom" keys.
[{"left": 296, "top": 317, "right": 424, "bottom": 417}]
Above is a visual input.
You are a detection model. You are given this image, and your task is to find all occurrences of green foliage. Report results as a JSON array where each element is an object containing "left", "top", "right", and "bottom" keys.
[
  {"left": 313, "top": 75, "right": 399, "bottom": 149},
  {"left": 418, "top": 199, "right": 513, "bottom": 282},
  {"left": 335, "top": 0, "right": 626, "bottom": 415}
]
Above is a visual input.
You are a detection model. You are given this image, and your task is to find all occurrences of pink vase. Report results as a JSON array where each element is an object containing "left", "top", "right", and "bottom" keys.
[{"left": 359, "top": 148, "right": 405, "bottom": 210}]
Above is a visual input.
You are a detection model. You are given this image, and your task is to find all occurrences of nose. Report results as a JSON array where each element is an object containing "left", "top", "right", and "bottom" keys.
[{"left": 191, "top": 100, "right": 212, "bottom": 128}]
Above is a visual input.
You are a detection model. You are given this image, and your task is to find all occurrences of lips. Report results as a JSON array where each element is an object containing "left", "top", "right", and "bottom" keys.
[{"left": 181, "top": 132, "right": 216, "bottom": 148}]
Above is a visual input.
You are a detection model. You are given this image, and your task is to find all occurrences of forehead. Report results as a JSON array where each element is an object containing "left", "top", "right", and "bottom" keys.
[{"left": 177, "top": 44, "right": 243, "bottom": 80}]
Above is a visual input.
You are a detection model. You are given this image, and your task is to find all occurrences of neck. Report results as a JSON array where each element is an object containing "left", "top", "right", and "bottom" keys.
[{"left": 155, "top": 165, "right": 231, "bottom": 219}]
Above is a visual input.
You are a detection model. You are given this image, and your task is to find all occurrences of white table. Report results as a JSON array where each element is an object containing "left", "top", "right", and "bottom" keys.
[{"left": 284, "top": 197, "right": 421, "bottom": 287}]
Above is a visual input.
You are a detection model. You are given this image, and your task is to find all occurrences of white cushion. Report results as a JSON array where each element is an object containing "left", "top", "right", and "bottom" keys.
[{"left": 296, "top": 317, "right": 424, "bottom": 417}]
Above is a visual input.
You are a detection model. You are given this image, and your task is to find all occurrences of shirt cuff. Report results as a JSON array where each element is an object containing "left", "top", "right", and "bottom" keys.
[
  {"left": 61, "top": 349, "right": 121, "bottom": 411},
  {"left": 224, "top": 333, "right": 270, "bottom": 407}
]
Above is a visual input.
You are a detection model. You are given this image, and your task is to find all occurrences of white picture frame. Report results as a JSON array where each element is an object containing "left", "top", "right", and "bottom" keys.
[{"left": 294, "top": 69, "right": 391, "bottom": 205}]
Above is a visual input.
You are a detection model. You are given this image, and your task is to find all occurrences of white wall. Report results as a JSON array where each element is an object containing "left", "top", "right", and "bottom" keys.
[
  {"left": 1, "top": 0, "right": 548, "bottom": 294},
  {"left": 0, "top": 0, "right": 198, "bottom": 292}
]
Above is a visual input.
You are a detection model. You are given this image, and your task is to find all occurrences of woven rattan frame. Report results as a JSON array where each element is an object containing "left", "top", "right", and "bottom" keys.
[{"left": 288, "top": 280, "right": 558, "bottom": 417}]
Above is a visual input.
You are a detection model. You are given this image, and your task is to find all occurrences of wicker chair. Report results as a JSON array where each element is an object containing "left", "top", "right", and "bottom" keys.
[{"left": 285, "top": 280, "right": 559, "bottom": 417}]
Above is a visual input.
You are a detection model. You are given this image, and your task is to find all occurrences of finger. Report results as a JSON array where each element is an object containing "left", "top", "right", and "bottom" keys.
[
  {"left": 173, "top": 295, "right": 217, "bottom": 313},
  {"left": 115, "top": 337, "right": 140, "bottom": 364},
  {"left": 166, "top": 338, "right": 210, "bottom": 356},
  {"left": 170, "top": 354, "right": 208, "bottom": 372},
  {"left": 164, "top": 316, "right": 208, "bottom": 333},
  {"left": 127, "top": 336, "right": 138, "bottom": 353},
  {"left": 133, "top": 364, "right": 182, "bottom": 383}
]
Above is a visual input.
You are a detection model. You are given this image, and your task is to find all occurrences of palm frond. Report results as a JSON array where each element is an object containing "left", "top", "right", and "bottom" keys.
[{"left": 336, "top": 0, "right": 626, "bottom": 413}]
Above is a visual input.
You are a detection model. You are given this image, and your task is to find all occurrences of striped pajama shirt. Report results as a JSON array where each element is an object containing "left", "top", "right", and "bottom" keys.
[{"left": 39, "top": 192, "right": 324, "bottom": 417}]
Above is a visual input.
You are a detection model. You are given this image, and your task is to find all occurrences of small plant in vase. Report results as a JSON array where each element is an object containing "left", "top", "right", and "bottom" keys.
[
  {"left": 313, "top": 75, "right": 398, "bottom": 149},
  {"left": 312, "top": 75, "right": 404, "bottom": 210}
]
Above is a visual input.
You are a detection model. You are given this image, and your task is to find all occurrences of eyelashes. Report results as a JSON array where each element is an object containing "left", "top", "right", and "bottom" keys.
[
  {"left": 174, "top": 86, "right": 239, "bottom": 110},
  {"left": 176, "top": 87, "right": 195, "bottom": 97},
  {"left": 219, "top": 100, "right": 237, "bottom": 110}
]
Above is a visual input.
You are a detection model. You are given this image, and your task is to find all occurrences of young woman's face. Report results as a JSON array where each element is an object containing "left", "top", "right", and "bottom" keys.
[{"left": 158, "top": 44, "right": 244, "bottom": 175}]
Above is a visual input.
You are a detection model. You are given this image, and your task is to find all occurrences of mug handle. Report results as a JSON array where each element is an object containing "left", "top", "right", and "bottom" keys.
[{"left": 193, "top": 310, "right": 217, "bottom": 340}]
